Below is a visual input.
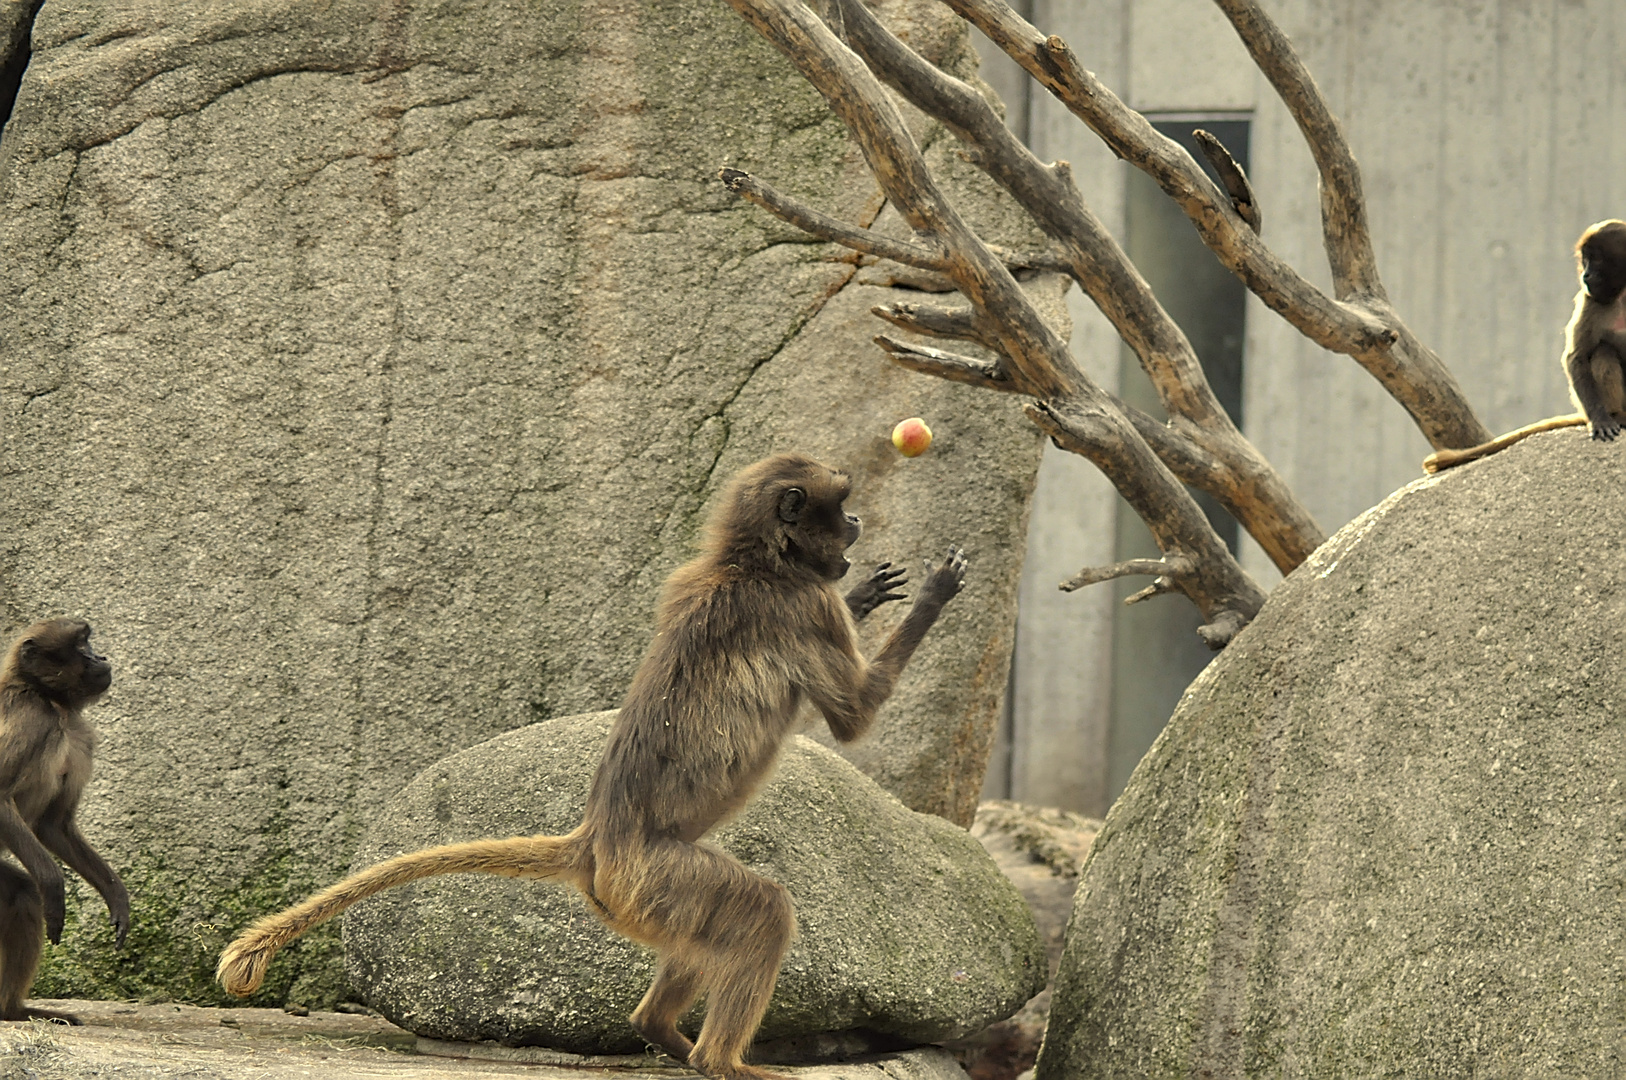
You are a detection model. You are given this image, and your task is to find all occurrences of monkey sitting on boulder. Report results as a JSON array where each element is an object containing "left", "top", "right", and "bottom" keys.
[
  {"left": 1425, "top": 219, "right": 1626, "bottom": 472},
  {"left": 218, "top": 453, "right": 967, "bottom": 1080}
]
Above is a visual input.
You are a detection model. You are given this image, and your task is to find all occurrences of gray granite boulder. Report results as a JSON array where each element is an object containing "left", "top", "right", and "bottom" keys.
[
  {"left": 1038, "top": 430, "right": 1626, "bottom": 1078},
  {"left": 343, "top": 711, "right": 1045, "bottom": 1055},
  {"left": 0, "top": 0, "right": 1051, "bottom": 1003}
]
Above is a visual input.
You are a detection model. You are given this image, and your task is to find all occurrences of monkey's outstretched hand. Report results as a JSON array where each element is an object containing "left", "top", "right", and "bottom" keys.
[
  {"left": 845, "top": 562, "right": 908, "bottom": 621},
  {"left": 1591, "top": 416, "right": 1622, "bottom": 441},
  {"left": 918, "top": 546, "right": 969, "bottom": 607}
]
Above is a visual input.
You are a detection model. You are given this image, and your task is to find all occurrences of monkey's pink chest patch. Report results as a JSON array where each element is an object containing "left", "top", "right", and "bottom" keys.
[{"left": 1614, "top": 306, "right": 1626, "bottom": 334}]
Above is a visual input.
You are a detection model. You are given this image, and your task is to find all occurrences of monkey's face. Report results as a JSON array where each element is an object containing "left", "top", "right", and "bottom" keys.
[
  {"left": 17, "top": 619, "right": 112, "bottom": 707},
  {"left": 778, "top": 483, "right": 860, "bottom": 581},
  {"left": 708, "top": 454, "right": 865, "bottom": 580},
  {"left": 1578, "top": 221, "right": 1626, "bottom": 303}
]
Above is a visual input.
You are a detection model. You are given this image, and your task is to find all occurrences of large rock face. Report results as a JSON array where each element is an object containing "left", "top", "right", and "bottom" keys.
[
  {"left": 1039, "top": 431, "right": 1626, "bottom": 1078},
  {"left": 0, "top": 1, "right": 1050, "bottom": 1002},
  {"left": 343, "top": 711, "right": 1046, "bottom": 1054}
]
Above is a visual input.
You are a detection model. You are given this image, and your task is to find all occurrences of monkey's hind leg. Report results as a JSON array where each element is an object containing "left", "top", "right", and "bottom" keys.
[
  {"left": 605, "top": 842, "right": 795, "bottom": 1080},
  {"left": 0, "top": 864, "right": 77, "bottom": 1025},
  {"left": 1592, "top": 343, "right": 1626, "bottom": 424},
  {"left": 630, "top": 954, "right": 702, "bottom": 1064}
]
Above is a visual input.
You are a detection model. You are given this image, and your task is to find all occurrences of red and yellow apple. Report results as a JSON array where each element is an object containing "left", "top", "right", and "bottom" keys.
[{"left": 891, "top": 417, "right": 933, "bottom": 457}]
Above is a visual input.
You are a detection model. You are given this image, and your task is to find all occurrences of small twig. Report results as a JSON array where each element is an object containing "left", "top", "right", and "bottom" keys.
[
  {"left": 1193, "top": 129, "right": 1260, "bottom": 233},
  {"left": 1196, "top": 609, "right": 1249, "bottom": 648},
  {"left": 874, "top": 335, "right": 1023, "bottom": 393},
  {"left": 1124, "top": 579, "right": 1179, "bottom": 604},
  {"left": 872, "top": 301, "right": 999, "bottom": 350},
  {"left": 719, "top": 167, "right": 948, "bottom": 271},
  {"left": 1060, "top": 554, "right": 1196, "bottom": 593},
  {"left": 987, "top": 243, "right": 1074, "bottom": 274}
]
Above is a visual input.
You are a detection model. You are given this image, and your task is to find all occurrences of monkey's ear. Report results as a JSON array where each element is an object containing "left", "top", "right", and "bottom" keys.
[{"left": 778, "top": 488, "right": 807, "bottom": 524}]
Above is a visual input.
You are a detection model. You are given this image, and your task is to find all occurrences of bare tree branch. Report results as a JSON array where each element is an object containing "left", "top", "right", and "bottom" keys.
[
  {"left": 721, "top": 0, "right": 1264, "bottom": 648},
  {"left": 719, "top": 167, "right": 948, "bottom": 270},
  {"left": 874, "top": 334, "right": 1023, "bottom": 393},
  {"left": 1193, "top": 128, "right": 1260, "bottom": 232},
  {"left": 872, "top": 300, "right": 998, "bottom": 350},
  {"left": 1060, "top": 555, "right": 1195, "bottom": 593},
  {"left": 829, "top": 0, "right": 1323, "bottom": 573},
  {"left": 941, "top": 0, "right": 1492, "bottom": 452},
  {"left": 719, "top": 168, "right": 1072, "bottom": 278},
  {"left": 1208, "top": 0, "right": 1372, "bottom": 294}
]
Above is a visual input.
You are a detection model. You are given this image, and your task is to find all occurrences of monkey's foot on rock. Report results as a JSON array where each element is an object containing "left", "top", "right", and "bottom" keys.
[{"left": 629, "top": 1018, "right": 693, "bottom": 1064}]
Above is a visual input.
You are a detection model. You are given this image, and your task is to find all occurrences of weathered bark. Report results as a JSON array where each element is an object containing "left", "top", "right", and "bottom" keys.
[
  {"left": 720, "top": 0, "right": 1265, "bottom": 646},
  {"left": 831, "top": 0, "right": 1322, "bottom": 573},
  {"left": 946, "top": 0, "right": 1492, "bottom": 452}
]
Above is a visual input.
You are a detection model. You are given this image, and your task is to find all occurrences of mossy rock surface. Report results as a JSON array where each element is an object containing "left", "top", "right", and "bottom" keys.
[
  {"left": 1039, "top": 431, "right": 1626, "bottom": 1078},
  {"left": 344, "top": 710, "right": 1045, "bottom": 1054}
]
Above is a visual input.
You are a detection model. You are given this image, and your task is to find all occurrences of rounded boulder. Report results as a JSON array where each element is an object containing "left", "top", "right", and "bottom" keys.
[
  {"left": 344, "top": 710, "right": 1045, "bottom": 1054},
  {"left": 1040, "top": 431, "right": 1626, "bottom": 1077}
]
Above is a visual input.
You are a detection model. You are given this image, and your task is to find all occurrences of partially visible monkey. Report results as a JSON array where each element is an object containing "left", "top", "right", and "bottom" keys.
[
  {"left": 1425, "top": 219, "right": 1626, "bottom": 472},
  {"left": 218, "top": 454, "right": 966, "bottom": 1080},
  {"left": 0, "top": 618, "right": 130, "bottom": 1024}
]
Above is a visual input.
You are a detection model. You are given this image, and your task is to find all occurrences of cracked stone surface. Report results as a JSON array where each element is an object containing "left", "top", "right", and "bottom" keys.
[
  {"left": 1038, "top": 431, "right": 1626, "bottom": 1078},
  {"left": 0, "top": 0, "right": 1055, "bottom": 1006},
  {"left": 342, "top": 712, "right": 1046, "bottom": 1053}
]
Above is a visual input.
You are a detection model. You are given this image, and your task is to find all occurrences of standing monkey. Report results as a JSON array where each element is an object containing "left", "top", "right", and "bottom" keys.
[
  {"left": 1425, "top": 220, "right": 1626, "bottom": 472},
  {"left": 218, "top": 454, "right": 967, "bottom": 1080},
  {"left": 0, "top": 618, "right": 130, "bottom": 1024}
]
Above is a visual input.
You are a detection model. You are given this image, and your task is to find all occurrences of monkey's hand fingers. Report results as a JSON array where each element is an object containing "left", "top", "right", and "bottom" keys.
[
  {"left": 866, "top": 562, "right": 909, "bottom": 606},
  {"left": 1591, "top": 418, "right": 1622, "bottom": 441},
  {"left": 870, "top": 561, "right": 909, "bottom": 589},
  {"left": 845, "top": 562, "right": 910, "bottom": 620},
  {"left": 109, "top": 898, "right": 130, "bottom": 949},
  {"left": 920, "top": 545, "right": 969, "bottom": 604}
]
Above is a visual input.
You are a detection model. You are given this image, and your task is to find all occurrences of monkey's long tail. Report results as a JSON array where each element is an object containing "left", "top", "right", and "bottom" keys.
[
  {"left": 216, "top": 832, "right": 587, "bottom": 998},
  {"left": 1422, "top": 414, "right": 1586, "bottom": 473}
]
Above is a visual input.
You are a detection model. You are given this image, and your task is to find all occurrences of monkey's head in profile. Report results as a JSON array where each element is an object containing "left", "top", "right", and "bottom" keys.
[
  {"left": 1577, "top": 219, "right": 1626, "bottom": 303},
  {"left": 703, "top": 453, "right": 861, "bottom": 580},
  {"left": 2, "top": 618, "right": 112, "bottom": 707}
]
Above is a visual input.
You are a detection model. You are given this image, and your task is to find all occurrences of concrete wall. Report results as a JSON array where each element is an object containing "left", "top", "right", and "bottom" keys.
[{"left": 989, "top": 0, "right": 1626, "bottom": 816}]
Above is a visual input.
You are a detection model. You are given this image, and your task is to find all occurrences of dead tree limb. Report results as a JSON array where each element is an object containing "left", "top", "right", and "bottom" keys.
[
  {"left": 943, "top": 0, "right": 1493, "bottom": 452},
  {"left": 829, "top": 0, "right": 1323, "bottom": 573},
  {"left": 874, "top": 334, "right": 1018, "bottom": 392},
  {"left": 1193, "top": 129, "right": 1260, "bottom": 232},
  {"left": 720, "top": 0, "right": 1265, "bottom": 647}
]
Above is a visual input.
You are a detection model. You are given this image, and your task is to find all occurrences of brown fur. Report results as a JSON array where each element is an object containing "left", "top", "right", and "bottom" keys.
[
  {"left": 217, "top": 454, "right": 966, "bottom": 1080},
  {"left": 1425, "top": 220, "right": 1626, "bottom": 473},
  {"left": 0, "top": 618, "right": 129, "bottom": 1025}
]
